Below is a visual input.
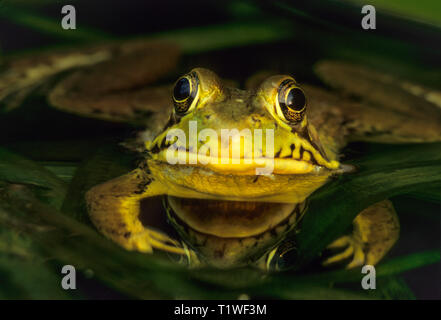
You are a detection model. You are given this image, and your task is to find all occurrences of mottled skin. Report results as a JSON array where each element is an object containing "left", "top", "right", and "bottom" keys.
[{"left": 0, "top": 40, "right": 179, "bottom": 129}]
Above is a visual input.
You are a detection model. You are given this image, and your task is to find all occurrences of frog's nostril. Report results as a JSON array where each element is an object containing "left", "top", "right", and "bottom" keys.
[{"left": 251, "top": 115, "right": 261, "bottom": 124}]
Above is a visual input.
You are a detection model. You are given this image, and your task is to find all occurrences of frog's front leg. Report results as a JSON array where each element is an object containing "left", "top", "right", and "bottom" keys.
[
  {"left": 85, "top": 168, "right": 185, "bottom": 255},
  {"left": 322, "top": 200, "right": 399, "bottom": 269}
]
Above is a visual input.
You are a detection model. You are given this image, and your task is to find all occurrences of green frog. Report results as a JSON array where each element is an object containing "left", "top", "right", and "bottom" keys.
[
  {"left": 2, "top": 41, "right": 440, "bottom": 270},
  {"left": 82, "top": 64, "right": 441, "bottom": 270}
]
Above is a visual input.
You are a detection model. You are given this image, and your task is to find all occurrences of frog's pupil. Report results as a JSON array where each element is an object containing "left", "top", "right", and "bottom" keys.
[
  {"left": 174, "top": 78, "right": 190, "bottom": 101},
  {"left": 287, "top": 88, "right": 305, "bottom": 111}
]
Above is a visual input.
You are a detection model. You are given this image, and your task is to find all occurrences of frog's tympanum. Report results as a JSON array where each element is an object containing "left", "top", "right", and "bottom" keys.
[{"left": 85, "top": 65, "right": 441, "bottom": 270}]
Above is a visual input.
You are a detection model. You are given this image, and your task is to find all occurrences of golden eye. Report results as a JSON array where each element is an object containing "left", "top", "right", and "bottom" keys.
[
  {"left": 276, "top": 79, "right": 306, "bottom": 123},
  {"left": 173, "top": 72, "right": 199, "bottom": 114}
]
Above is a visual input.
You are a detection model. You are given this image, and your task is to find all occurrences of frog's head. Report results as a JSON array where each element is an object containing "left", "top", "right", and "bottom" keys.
[
  {"left": 148, "top": 68, "right": 340, "bottom": 202},
  {"left": 146, "top": 68, "right": 341, "bottom": 267}
]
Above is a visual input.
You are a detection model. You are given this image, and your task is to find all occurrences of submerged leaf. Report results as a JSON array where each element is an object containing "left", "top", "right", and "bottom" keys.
[
  {"left": 0, "top": 147, "right": 67, "bottom": 208},
  {"left": 61, "top": 144, "right": 137, "bottom": 224},
  {"left": 293, "top": 143, "right": 441, "bottom": 269}
]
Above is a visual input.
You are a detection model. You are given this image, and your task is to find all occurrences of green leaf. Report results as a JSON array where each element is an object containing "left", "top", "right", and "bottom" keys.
[
  {"left": 0, "top": 4, "right": 292, "bottom": 52},
  {"left": 345, "top": 0, "right": 441, "bottom": 28},
  {"left": 372, "top": 276, "right": 415, "bottom": 300},
  {"left": 0, "top": 147, "right": 67, "bottom": 208},
  {"left": 292, "top": 143, "right": 441, "bottom": 269},
  {"left": 404, "top": 187, "right": 440, "bottom": 204},
  {"left": 0, "top": 5, "right": 110, "bottom": 42},
  {"left": 61, "top": 144, "right": 136, "bottom": 224},
  {"left": 0, "top": 254, "right": 72, "bottom": 299},
  {"left": 41, "top": 162, "right": 78, "bottom": 183},
  {"left": 273, "top": 250, "right": 440, "bottom": 286},
  {"left": 0, "top": 204, "right": 73, "bottom": 299},
  {"left": 252, "top": 282, "right": 374, "bottom": 300},
  {"left": 150, "top": 21, "right": 292, "bottom": 54}
]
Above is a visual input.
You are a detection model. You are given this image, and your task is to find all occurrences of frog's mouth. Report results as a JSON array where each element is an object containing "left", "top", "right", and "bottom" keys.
[
  {"left": 165, "top": 196, "right": 305, "bottom": 239},
  {"left": 148, "top": 124, "right": 341, "bottom": 175},
  {"left": 153, "top": 149, "right": 340, "bottom": 175}
]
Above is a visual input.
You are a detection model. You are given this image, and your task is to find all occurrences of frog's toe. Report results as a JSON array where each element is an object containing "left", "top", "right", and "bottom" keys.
[
  {"left": 127, "top": 228, "right": 186, "bottom": 255},
  {"left": 322, "top": 235, "right": 366, "bottom": 269},
  {"left": 128, "top": 232, "right": 152, "bottom": 253},
  {"left": 170, "top": 242, "right": 201, "bottom": 268},
  {"left": 346, "top": 244, "right": 365, "bottom": 269},
  {"left": 326, "top": 235, "right": 351, "bottom": 249},
  {"left": 322, "top": 243, "right": 354, "bottom": 266}
]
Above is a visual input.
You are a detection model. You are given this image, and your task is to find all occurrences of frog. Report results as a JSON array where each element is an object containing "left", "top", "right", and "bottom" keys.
[
  {"left": 2, "top": 42, "right": 440, "bottom": 269},
  {"left": 83, "top": 64, "right": 441, "bottom": 270}
]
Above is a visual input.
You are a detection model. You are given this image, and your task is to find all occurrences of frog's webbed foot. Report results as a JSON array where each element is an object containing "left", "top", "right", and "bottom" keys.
[
  {"left": 322, "top": 234, "right": 365, "bottom": 269},
  {"left": 170, "top": 242, "right": 201, "bottom": 269},
  {"left": 125, "top": 228, "right": 184, "bottom": 255},
  {"left": 322, "top": 200, "right": 400, "bottom": 269},
  {"left": 86, "top": 167, "right": 186, "bottom": 256}
]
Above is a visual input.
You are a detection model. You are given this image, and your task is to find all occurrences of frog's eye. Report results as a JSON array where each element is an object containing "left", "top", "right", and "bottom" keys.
[
  {"left": 275, "top": 79, "right": 306, "bottom": 123},
  {"left": 173, "top": 72, "right": 199, "bottom": 115}
]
